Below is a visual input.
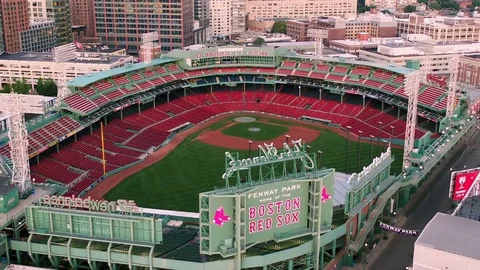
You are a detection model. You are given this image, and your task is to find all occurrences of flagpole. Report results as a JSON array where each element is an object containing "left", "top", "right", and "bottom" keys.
[{"left": 100, "top": 122, "right": 106, "bottom": 175}]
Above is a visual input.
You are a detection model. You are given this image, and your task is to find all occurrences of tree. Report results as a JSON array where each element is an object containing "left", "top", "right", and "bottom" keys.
[
  {"left": 472, "top": 0, "right": 480, "bottom": 7},
  {"left": 358, "top": 4, "right": 376, "bottom": 13},
  {"left": 429, "top": 2, "right": 441, "bottom": 9},
  {"left": 0, "top": 78, "right": 30, "bottom": 94},
  {"left": 252, "top": 37, "right": 265, "bottom": 47},
  {"left": 404, "top": 4, "right": 417, "bottom": 12},
  {"left": 0, "top": 84, "right": 12, "bottom": 94},
  {"left": 36, "top": 78, "right": 58, "bottom": 97},
  {"left": 271, "top": 21, "right": 287, "bottom": 34},
  {"left": 417, "top": 0, "right": 428, "bottom": 4}
]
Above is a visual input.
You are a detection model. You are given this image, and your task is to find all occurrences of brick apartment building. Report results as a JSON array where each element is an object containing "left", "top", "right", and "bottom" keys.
[
  {"left": 0, "top": 0, "right": 30, "bottom": 53},
  {"left": 70, "top": 0, "right": 95, "bottom": 38}
]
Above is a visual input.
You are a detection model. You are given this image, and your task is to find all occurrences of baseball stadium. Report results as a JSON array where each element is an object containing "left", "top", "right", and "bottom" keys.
[{"left": 0, "top": 46, "right": 475, "bottom": 270}]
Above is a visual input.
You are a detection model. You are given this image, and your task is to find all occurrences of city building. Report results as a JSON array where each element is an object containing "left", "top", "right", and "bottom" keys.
[
  {"left": 459, "top": 54, "right": 480, "bottom": 87},
  {"left": 70, "top": 0, "right": 95, "bottom": 38},
  {"left": 0, "top": 0, "right": 30, "bottom": 53},
  {"left": 358, "top": 39, "right": 480, "bottom": 73},
  {"left": 27, "top": 0, "right": 73, "bottom": 46},
  {"left": 94, "top": 0, "right": 194, "bottom": 53},
  {"left": 194, "top": 0, "right": 209, "bottom": 28},
  {"left": 286, "top": 20, "right": 310, "bottom": 42},
  {"left": 310, "top": 14, "right": 397, "bottom": 42},
  {"left": 413, "top": 213, "right": 480, "bottom": 269},
  {"left": 245, "top": 0, "right": 357, "bottom": 21},
  {"left": 397, "top": 15, "right": 480, "bottom": 42},
  {"left": 366, "top": 0, "right": 417, "bottom": 11},
  {"left": 0, "top": 51, "right": 135, "bottom": 89},
  {"left": 0, "top": 10, "right": 4, "bottom": 53},
  {"left": 209, "top": 0, "right": 246, "bottom": 37},
  {"left": 20, "top": 20, "right": 55, "bottom": 52},
  {"left": 329, "top": 39, "right": 378, "bottom": 54}
]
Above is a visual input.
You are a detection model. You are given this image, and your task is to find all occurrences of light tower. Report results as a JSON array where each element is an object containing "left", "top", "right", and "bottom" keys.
[
  {"left": 403, "top": 70, "right": 421, "bottom": 170},
  {"left": 446, "top": 54, "right": 460, "bottom": 118},
  {"left": 52, "top": 43, "right": 77, "bottom": 107},
  {"left": 417, "top": 39, "right": 436, "bottom": 84},
  {"left": 307, "top": 29, "right": 327, "bottom": 60},
  {"left": 141, "top": 32, "right": 159, "bottom": 64},
  {"left": 0, "top": 94, "right": 47, "bottom": 194}
]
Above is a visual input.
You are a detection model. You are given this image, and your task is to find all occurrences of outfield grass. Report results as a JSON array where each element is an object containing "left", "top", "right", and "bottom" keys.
[
  {"left": 221, "top": 121, "right": 289, "bottom": 141},
  {"left": 104, "top": 116, "right": 403, "bottom": 212}
]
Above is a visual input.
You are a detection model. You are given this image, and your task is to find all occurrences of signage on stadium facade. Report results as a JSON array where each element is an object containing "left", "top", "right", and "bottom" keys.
[
  {"left": 196, "top": 51, "right": 269, "bottom": 58},
  {"left": 379, "top": 221, "right": 419, "bottom": 236},
  {"left": 40, "top": 195, "right": 142, "bottom": 213},
  {"left": 347, "top": 147, "right": 391, "bottom": 185},
  {"left": 222, "top": 139, "right": 315, "bottom": 179},
  {"left": 449, "top": 168, "right": 480, "bottom": 201}
]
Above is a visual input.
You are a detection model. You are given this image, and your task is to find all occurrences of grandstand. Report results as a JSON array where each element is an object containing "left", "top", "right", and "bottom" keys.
[
  {"left": 0, "top": 47, "right": 458, "bottom": 199},
  {"left": 0, "top": 46, "right": 474, "bottom": 270}
]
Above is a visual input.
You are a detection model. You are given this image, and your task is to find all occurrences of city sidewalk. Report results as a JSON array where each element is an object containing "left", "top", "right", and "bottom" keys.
[{"left": 342, "top": 138, "right": 470, "bottom": 270}]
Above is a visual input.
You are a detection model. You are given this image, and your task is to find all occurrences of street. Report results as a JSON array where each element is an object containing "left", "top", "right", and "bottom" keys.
[{"left": 368, "top": 130, "right": 480, "bottom": 270}]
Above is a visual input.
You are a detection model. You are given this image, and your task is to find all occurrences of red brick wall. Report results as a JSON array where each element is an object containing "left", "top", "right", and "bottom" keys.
[
  {"left": 1, "top": 0, "right": 29, "bottom": 53},
  {"left": 377, "top": 27, "right": 397, "bottom": 37}
]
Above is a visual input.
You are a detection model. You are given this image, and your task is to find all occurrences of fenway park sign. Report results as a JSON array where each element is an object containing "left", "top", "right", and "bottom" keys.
[
  {"left": 40, "top": 195, "right": 141, "bottom": 213},
  {"left": 222, "top": 139, "right": 314, "bottom": 179}
]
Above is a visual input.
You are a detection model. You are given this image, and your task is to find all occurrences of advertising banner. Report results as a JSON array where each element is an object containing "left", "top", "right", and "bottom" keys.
[
  {"left": 379, "top": 221, "right": 419, "bottom": 236},
  {"left": 450, "top": 170, "right": 480, "bottom": 201}
]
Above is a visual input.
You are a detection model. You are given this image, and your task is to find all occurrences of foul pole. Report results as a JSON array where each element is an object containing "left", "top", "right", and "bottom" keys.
[{"left": 100, "top": 122, "right": 106, "bottom": 175}]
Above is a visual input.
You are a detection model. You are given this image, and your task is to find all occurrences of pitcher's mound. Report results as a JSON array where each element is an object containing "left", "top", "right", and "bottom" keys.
[
  {"left": 248, "top": 127, "right": 261, "bottom": 132},
  {"left": 234, "top": 117, "right": 256, "bottom": 123}
]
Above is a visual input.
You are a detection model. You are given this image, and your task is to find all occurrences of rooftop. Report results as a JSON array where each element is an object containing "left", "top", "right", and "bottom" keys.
[
  {"left": 0, "top": 52, "right": 131, "bottom": 65},
  {"left": 416, "top": 212, "right": 480, "bottom": 260}
]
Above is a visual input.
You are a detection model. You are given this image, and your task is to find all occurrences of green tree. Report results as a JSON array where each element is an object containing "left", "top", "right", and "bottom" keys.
[
  {"left": 252, "top": 37, "right": 265, "bottom": 47},
  {"left": 429, "top": 2, "right": 441, "bottom": 9},
  {"left": 358, "top": 4, "right": 376, "bottom": 13},
  {"left": 404, "top": 4, "right": 417, "bottom": 12},
  {"left": 36, "top": 78, "right": 58, "bottom": 97},
  {"left": 417, "top": 0, "right": 428, "bottom": 4},
  {"left": 472, "top": 0, "right": 480, "bottom": 7},
  {"left": 0, "top": 78, "right": 30, "bottom": 94},
  {"left": 0, "top": 84, "right": 12, "bottom": 94},
  {"left": 270, "top": 21, "right": 287, "bottom": 34}
]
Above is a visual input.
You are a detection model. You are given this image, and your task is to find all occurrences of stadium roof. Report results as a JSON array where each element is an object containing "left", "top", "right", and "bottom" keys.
[
  {"left": 68, "top": 56, "right": 179, "bottom": 87},
  {"left": 68, "top": 46, "right": 416, "bottom": 88},
  {"left": 416, "top": 212, "right": 480, "bottom": 260}
]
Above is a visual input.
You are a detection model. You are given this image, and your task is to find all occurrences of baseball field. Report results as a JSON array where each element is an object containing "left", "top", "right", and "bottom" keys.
[{"left": 98, "top": 114, "right": 403, "bottom": 212}]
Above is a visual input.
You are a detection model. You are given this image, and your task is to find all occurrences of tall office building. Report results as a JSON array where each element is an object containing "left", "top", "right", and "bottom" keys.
[
  {"left": 194, "top": 0, "right": 209, "bottom": 27},
  {"left": 209, "top": 0, "right": 245, "bottom": 37},
  {"left": 28, "top": 0, "right": 73, "bottom": 46},
  {"left": 0, "top": 0, "right": 30, "bottom": 53},
  {"left": 70, "top": 0, "right": 95, "bottom": 37},
  {"left": 0, "top": 11, "right": 4, "bottom": 53},
  {"left": 94, "top": 0, "right": 194, "bottom": 54}
]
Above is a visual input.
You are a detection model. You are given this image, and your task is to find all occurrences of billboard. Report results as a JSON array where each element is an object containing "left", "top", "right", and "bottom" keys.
[
  {"left": 246, "top": 181, "right": 309, "bottom": 244},
  {"left": 450, "top": 169, "right": 480, "bottom": 201}
]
